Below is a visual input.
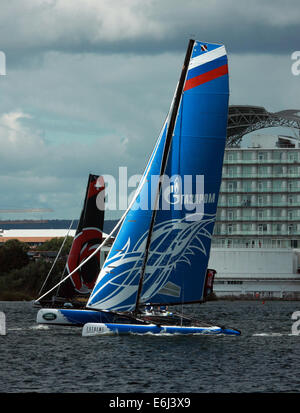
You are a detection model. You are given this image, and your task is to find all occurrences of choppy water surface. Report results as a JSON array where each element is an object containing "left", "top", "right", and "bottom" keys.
[{"left": 1, "top": 300, "right": 300, "bottom": 393}]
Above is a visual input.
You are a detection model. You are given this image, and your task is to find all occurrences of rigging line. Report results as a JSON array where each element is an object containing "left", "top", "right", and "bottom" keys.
[
  {"left": 55, "top": 229, "right": 75, "bottom": 297},
  {"left": 36, "top": 175, "right": 90, "bottom": 299},
  {"left": 35, "top": 119, "right": 168, "bottom": 304},
  {"left": 37, "top": 175, "right": 95, "bottom": 299},
  {"left": 35, "top": 216, "right": 123, "bottom": 303},
  {"left": 134, "top": 39, "right": 195, "bottom": 314},
  {"left": 37, "top": 218, "right": 74, "bottom": 297}
]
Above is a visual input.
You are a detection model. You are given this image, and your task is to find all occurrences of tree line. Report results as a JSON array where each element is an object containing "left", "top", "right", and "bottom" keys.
[{"left": 0, "top": 237, "right": 73, "bottom": 301}]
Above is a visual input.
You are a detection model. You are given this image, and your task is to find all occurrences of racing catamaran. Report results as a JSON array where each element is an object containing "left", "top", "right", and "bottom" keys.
[{"left": 81, "top": 39, "right": 241, "bottom": 336}]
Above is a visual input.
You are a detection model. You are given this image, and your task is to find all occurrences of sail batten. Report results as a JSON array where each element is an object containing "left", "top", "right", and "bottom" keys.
[{"left": 87, "top": 39, "right": 229, "bottom": 312}]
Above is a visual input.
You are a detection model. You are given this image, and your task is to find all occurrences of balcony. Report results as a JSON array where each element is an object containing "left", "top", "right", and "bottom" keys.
[
  {"left": 218, "top": 202, "right": 300, "bottom": 207},
  {"left": 224, "top": 158, "right": 300, "bottom": 164},
  {"left": 222, "top": 173, "right": 299, "bottom": 179},
  {"left": 217, "top": 216, "right": 300, "bottom": 221},
  {"left": 220, "top": 188, "right": 300, "bottom": 194},
  {"left": 220, "top": 187, "right": 300, "bottom": 193},
  {"left": 214, "top": 230, "right": 299, "bottom": 236}
]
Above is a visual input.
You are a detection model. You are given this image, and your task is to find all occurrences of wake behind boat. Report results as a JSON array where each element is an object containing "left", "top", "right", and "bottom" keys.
[{"left": 79, "top": 39, "right": 241, "bottom": 337}]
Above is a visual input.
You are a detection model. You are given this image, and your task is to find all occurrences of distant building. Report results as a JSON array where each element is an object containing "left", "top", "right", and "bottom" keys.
[
  {"left": 212, "top": 134, "right": 300, "bottom": 248},
  {"left": 0, "top": 229, "right": 77, "bottom": 247},
  {"left": 209, "top": 247, "right": 300, "bottom": 299},
  {"left": 208, "top": 133, "right": 300, "bottom": 299}
]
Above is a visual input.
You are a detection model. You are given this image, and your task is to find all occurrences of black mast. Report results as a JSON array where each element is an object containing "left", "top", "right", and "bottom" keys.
[{"left": 134, "top": 39, "right": 195, "bottom": 314}]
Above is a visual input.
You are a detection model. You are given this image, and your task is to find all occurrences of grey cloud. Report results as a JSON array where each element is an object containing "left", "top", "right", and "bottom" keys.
[
  {"left": 1, "top": 0, "right": 300, "bottom": 70},
  {"left": 1, "top": 0, "right": 300, "bottom": 220}
]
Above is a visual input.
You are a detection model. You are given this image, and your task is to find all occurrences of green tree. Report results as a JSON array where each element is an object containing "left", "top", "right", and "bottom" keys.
[
  {"left": 0, "top": 260, "right": 63, "bottom": 300},
  {"left": 38, "top": 236, "right": 73, "bottom": 255},
  {"left": 0, "top": 239, "right": 29, "bottom": 274}
]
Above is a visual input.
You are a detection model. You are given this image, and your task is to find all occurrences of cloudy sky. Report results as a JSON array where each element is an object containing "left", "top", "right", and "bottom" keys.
[{"left": 1, "top": 0, "right": 300, "bottom": 221}]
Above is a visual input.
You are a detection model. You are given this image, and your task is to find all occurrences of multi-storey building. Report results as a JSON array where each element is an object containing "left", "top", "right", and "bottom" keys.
[
  {"left": 212, "top": 134, "right": 300, "bottom": 249},
  {"left": 209, "top": 134, "right": 300, "bottom": 299}
]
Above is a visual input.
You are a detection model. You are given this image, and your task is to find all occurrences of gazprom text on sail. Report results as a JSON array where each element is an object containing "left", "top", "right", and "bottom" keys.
[{"left": 173, "top": 192, "right": 215, "bottom": 204}]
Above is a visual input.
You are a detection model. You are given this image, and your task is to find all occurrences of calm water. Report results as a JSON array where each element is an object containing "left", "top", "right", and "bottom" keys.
[{"left": 1, "top": 300, "right": 300, "bottom": 394}]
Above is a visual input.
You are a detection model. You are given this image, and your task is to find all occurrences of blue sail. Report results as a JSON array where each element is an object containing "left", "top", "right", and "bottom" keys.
[
  {"left": 87, "top": 40, "right": 229, "bottom": 312},
  {"left": 87, "top": 118, "right": 171, "bottom": 311}
]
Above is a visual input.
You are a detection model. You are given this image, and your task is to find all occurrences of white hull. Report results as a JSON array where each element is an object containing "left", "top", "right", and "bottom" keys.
[
  {"left": 82, "top": 322, "right": 241, "bottom": 336},
  {"left": 36, "top": 308, "right": 111, "bottom": 326}
]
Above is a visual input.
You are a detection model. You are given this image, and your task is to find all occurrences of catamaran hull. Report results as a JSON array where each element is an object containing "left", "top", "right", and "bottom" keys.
[
  {"left": 82, "top": 322, "right": 241, "bottom": 336},
  {"left": 36, "top": 308, "right": 114, "bottom": 326}
]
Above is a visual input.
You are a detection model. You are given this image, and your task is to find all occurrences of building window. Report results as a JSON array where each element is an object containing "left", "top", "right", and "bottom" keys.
[
  {"left": 220, "top": 239, "right": 226, "bottom": 247},
  {"left": 242, "top": 166, "right": 252, "bottom": 177},
  {"left": 227, "top": 153, "right": 234, "bottom": 161},
  {"left": 273, "top": 224, "right": 281, "bottom": 234},
  {"left": 288, "top": 166, "right": 298, "bottom": 176},
  {"left": 273, "top": 194, "right": 283, "bottom": 206},
  {"left": 258, "top": 224, "right": 267, "bottom": 234},
  {"left": 289, "top": 152, "right": 298, "bottom": 162},
  {"left": 228, "top": 167, "right": 236, "bottom": 177},
  {"left": 243, "top": 150, "right": 253, "bottom": 160},
  {"left": 272, "top": 209, "right": 282, "bottom": 219},
  {"left": 241, "top": 196, "right": 251, "bottom": 207},
  {"left": 228, "top": 181, "right": 237, "bottom": 191},
  {"left": 242, "top": 181, "right": 252, "bottom": 191},
  {"left": 258, "top": 166, "right": 268, "bottom": 176},
  {"left": 227, "top": 239, "right": 232, "bottom": 248},
  {"left": 227, "top": 280, "right": 243, "bottom": 285},
  {"left": 273, "top": 151, "right": 283, "bottom": 161},
  {"left": 273, "top": 165, "right": 283, "bottom": 176},
  {"left": 213, "top": 224, "right": 221, "bottom": 235},
  {"left": 288, "top": 181, "right": 298, "bottom": 191},
  {"left": 273, "top": 180, "right": 283, "bottom": 191}
]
